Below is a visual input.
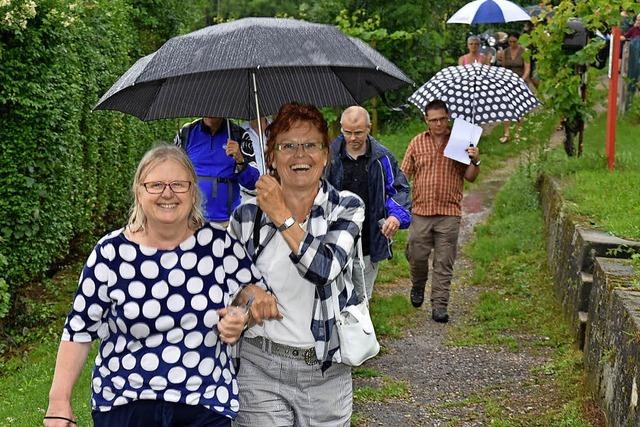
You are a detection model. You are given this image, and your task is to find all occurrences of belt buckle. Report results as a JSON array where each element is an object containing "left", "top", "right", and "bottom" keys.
[{"left": 303, "top": 348, "right": 317, "bottom": 365}]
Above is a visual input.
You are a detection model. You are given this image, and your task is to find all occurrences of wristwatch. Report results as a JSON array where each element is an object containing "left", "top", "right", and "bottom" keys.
[
  {"left": 471, "top": 159, "right": 481, "bottom": 166},
  {"left": 277, "top": 216, "right": 296, "bottom": 232}
]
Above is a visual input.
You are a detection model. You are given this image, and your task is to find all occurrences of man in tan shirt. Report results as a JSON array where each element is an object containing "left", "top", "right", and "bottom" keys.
[{"left": 401, "top": 100, "right": 480, "bottom": 323}]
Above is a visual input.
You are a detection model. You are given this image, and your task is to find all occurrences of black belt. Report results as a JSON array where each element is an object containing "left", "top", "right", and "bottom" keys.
[
  {"left": 198, "top": 176, "right": 238, "bottom": 215},
  {"left": 244, "top": 335, "right": 318, "bottom": 365}
]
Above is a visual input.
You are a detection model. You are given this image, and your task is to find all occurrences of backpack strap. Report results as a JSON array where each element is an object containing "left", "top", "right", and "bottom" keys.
[{"left": 174, "top": 118, "right": 200, "bottom": 151}]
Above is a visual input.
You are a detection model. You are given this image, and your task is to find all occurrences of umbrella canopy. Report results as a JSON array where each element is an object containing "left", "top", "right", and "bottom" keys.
[
  {"left": 94, "top": 17, "right": 413, "bottom": 121},
  {"left": 408, "top": 63, "right": 540, "bottom": 124},
  {"left": 447, "top": 0, "right": 531, "bottom": 24}
]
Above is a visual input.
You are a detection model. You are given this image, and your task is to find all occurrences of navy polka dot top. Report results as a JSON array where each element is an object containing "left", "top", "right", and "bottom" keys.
[{"left": 61, "top": 223, "right": 262, "bottom": 418}]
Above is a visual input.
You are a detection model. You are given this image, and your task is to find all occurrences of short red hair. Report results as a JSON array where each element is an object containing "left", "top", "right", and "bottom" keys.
[{"left": 265, "top": 103, "right": 329, "bottom": 170}]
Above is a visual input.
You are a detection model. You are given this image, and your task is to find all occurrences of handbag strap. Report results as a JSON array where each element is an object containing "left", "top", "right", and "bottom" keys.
[
  {"left": 331, "top": 236, "right": 368, "bottom": 319},
  {"left": 354, "top": 236, "right": 369, "bottom": 301}
]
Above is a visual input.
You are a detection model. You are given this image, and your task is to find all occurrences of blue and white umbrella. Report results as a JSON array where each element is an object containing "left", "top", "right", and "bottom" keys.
[{"left": 447, "top": 0, "right": 531, "bottom": 24}]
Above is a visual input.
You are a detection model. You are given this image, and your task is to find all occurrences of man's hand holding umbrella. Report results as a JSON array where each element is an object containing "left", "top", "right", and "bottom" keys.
[{"left": 225, "top": 139, "right": 246, "bottom": 169}]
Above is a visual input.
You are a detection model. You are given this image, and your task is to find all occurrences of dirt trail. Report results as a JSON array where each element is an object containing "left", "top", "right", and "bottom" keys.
[{"left": 354, "top": 131, "right": 565, "bottom": 426}]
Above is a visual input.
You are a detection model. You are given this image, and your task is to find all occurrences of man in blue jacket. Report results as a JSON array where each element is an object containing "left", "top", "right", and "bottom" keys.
[
  {"left": 326, "top": 106, "right": 411, "bottom": 301},
  {"left": 174, "top": 117, "right": 259, "bottom": 225}
]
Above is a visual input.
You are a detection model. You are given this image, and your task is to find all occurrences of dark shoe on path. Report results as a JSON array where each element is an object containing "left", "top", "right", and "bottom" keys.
[
  {"left": 410, "top": 286, "right": 424, "bottom": 308},
  {"left": 432, "top": 307, "right": 449, "bottom": 323}
]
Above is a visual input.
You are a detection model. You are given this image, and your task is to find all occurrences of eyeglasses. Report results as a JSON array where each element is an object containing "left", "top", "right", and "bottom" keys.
[
  {"left": 275, "top": 141, "right": 324, "bottom": 154},
  {"left": 341, "top": 129, "right": 367, "bottom": 138},
  {"left": 427, "top": 117, "right": 449, "bottom": 125},
  {"left": 142, "top": 180, "right": 192, "bottom": 194}
]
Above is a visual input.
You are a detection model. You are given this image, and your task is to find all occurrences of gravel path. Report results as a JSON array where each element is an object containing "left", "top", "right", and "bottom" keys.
[{"left": 354, "top": 133, "right": 565, "bottom": 426}]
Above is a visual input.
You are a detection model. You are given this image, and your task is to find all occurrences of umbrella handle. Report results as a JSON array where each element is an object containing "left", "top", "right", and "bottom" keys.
[{"left": 252, "top": 70, "right": 266, "bottom": 175}]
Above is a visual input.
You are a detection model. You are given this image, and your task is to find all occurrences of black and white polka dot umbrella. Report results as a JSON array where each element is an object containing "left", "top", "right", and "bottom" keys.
[{"left": 408, "top": 63, "right": 540, "bottom": 124}]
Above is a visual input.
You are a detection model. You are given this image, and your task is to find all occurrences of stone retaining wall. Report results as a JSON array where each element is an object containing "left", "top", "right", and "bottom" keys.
[{"left": 538, "top": 174, "right": 640, "bottom": 426}]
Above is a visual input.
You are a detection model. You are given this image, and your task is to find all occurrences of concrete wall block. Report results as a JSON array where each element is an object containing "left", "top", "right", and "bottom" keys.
[
  {"left": 584, "top": 258, "right": 639, "bottom": 427},
  {"left": 539, "top": 175, "right": 594, "bottom": 332},
  {"left": 538, "top": 174, "right": 639, "bottom": 338},
  {"left": 538, "top": 172, "right": 640, "bottom": 426}
]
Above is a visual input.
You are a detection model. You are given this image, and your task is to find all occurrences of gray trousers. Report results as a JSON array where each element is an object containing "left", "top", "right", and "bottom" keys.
[
  {"left": 406, "top": 215, "right": 461, "bottom": 309},
  {"left": 234, "top": 341, "right": 352, "bottom": 426}
]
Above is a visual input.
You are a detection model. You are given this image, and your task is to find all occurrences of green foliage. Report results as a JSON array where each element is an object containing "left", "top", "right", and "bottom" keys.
[
  {"left": 523, "top": 0, "right": 639, "bottom": 154},
  {"left": 625, "top": 92, "right": 640, "bottom": 124},
  {"left": 0, "top": 0, "right": 207, "bottom": 321},
  {"left": 0, "top": 252, "right": 8, "bottom": 318},
  {"left": 129, "top": 0, "right": 210, "bottom": 56}
]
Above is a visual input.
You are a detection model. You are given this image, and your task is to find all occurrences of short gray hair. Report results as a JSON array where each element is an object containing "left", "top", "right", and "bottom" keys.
[
  {"left": 467, "top": 35, "right": 481, "bottom": 44},
  {"left": 128, "top": 144, "right": 205, "bottom": 233},
  {"left": 340, "top": 106, "right": 371, "bottom": 126}
]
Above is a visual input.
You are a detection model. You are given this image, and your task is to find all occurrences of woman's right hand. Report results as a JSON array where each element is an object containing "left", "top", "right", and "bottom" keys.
[
  {"left": 44, "top": 400, "right": 75, "bottom": 426},
  {"left": 244, "top": 285, "right": 282, "bottom": 325},
  {"left": 255, "top": 175, "right": 290, "bottom": 225}
]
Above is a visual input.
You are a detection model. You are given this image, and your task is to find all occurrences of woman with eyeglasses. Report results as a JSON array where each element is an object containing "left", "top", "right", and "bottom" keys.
[
  {"left": 458, "top": 35, "right": 490, "bottom": 66},
  {"left": 497, "top": 32, "right": 532, "bottom": 143},
  {"left": 228, "top": 103, "right": 365, "bottom": 426},
  {"left": 44, "top": 145, "right": 273, "bottom": 427}
]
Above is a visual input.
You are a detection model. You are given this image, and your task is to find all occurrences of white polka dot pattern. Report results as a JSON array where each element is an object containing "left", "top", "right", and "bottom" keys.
[
  {"left": 61, "top": 224, "right": 261, "bottom": 419},
  {"left": 408, "top": 63, "right": 540, "bottom": 124}
]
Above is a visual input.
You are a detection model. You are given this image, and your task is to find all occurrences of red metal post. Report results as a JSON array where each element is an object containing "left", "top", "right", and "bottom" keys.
[{"left": 606, "top": 27, "right": 621, "bottom": 171}]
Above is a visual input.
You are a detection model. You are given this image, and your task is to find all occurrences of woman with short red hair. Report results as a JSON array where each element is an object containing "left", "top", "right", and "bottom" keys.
[{"left": 229, "top": 103, "right": 365, "bottom": 426}]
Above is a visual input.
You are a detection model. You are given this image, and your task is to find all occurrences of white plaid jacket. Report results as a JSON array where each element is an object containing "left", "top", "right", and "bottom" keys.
[{"left": 228, "top": 179, "right": 365, "bottom": 369}]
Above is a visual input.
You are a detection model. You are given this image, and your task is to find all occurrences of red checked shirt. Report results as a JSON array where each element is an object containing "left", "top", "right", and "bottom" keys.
[{"left": 401, "top": 130, "right": 468, "bottom": 217}]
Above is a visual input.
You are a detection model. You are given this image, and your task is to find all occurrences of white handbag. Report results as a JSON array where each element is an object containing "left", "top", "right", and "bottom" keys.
[{"left": 332, "top": 243, "right": 380, "bottom": 366}]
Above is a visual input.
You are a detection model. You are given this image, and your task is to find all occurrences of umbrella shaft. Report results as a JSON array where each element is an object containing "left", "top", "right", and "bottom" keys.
[{"left": 252, "top": 71, "right": 266, "bottom": 174}]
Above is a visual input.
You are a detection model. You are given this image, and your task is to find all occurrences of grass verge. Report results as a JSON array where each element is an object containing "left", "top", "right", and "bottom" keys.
[
  {"left": 448, "top": 165, "right": 594, "bottom": 425},
  {"left": 539, "top": 114, "right": 640, "bottom": 240},
  {"left": 0, "top": 337, "right": 96, "bottom": 426}
]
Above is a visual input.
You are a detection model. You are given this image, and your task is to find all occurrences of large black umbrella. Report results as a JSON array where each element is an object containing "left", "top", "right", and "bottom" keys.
[
  {"left": 408, "top": 63, "right": 540, "bottom": 124},
  {"left": 94, "top": 17, "right": 413, "bottom": 122}
]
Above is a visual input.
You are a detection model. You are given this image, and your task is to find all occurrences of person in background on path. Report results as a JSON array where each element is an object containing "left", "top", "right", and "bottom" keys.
[
  {"left": 44, "top": 145, "right": 265, "bottom": 427},
  {"left": 325, "top": 106, "right": 411, "bottom": 301},
  {"left": 522, "top": 21, "right": 540, "bottom": 89},
  {"left": 240, "top": 117, "right": 270, "bottom": 203},
  {"left": 401, "top": 100, "right": 480, "bottom": 324},
  {"left": 497, "top": 32, "right": 531, "bottom": 144},
  {"left": 622, "top": 14, "right": 640, "bottom": 40},
  {"left": 458, "top": 35, "right": 490, "bottom": 66},
  {"left": 174, "top": 117, "right": 259, "bottom": 225},
  {"left": 229, "top": 103, "right": 365, "bottom": 426}
]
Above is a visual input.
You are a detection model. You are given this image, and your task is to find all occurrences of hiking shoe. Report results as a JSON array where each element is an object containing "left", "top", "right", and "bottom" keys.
[
  {"left": 432, "top": 307, "right": 449, "bottom": 323},
  {"left": 410, "top": 286, "right": 424, "bottom": 308}
]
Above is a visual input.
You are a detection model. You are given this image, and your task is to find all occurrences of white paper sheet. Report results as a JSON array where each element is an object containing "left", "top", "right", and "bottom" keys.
[{"left": 444, "top": 118, "right": 483, "bottom": 165}]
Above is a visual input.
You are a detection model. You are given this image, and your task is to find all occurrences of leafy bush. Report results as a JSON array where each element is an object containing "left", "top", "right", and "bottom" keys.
[{"left": 0, "top": 0, "right": 207, "bottom": 321}]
